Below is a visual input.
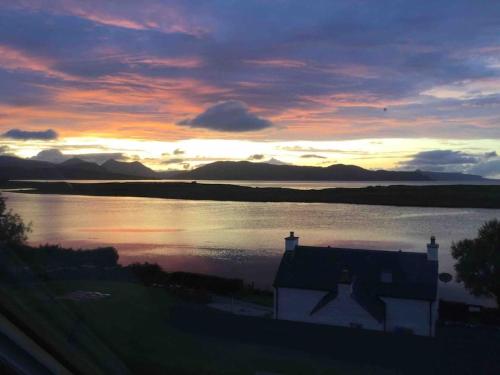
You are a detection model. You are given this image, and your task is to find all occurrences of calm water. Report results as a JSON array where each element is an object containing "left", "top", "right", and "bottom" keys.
[
  {"left": 14, "top": 179, "right": 500, "bottom": 189},
  {"left": 4, "top": 191, "right": 499, "bottom": 306}
]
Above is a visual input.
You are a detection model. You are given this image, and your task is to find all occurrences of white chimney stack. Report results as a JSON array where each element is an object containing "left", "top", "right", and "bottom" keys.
[
  {"left": 427, "top": 235, "right": 439, "bottom": 261},
  {"left": 285, "top": 231, "right": 299, "bottom": 251}
]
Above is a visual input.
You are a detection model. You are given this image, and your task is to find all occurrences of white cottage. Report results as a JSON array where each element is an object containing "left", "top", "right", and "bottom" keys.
[{"left": 273, "top": 232, "right": 439, "bottom": 336}]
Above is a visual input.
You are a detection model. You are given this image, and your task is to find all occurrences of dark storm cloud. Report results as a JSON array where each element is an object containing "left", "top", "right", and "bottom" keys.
[
  {"left": 2, "top": 128, "right": 58, "bottom": 140},
  {"left": 178, "top": 100, "right": 273, "bottom": 132}
]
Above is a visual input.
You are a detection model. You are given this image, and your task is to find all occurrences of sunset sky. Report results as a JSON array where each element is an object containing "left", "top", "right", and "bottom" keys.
[{"left": 1, "top": 1, "right": 500, "bottom": 176}]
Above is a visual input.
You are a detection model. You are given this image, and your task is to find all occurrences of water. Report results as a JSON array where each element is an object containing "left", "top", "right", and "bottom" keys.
[
  {"left": 13, "top": 179, "right": 500, "bottom": 189},
  {"left": 3, "top": 191, "right": 499, "bottom": 306}
]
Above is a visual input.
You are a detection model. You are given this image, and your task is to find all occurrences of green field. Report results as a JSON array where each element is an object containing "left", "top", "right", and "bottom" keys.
[{"left": 0, "top": 281, "right": 395, "bottom": 375}]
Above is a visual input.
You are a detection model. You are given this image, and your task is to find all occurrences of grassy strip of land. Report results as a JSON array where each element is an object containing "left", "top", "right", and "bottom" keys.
[
  {"left": 0, "top": 242, "right": 378, "bottom": 373},
  {"left": 1, "top": 244, "right": 499, "bottom": 374},
  {"left": 3, "top": 180, "right": 500, "bottom": 208},
  {"left": 1, "top": 280, "right": 393, "bottom": 375}
]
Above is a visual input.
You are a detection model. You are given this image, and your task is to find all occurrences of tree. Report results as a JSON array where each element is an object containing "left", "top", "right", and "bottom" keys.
[
  {"left": 0, "top": 194, "right": 31, "bottom": 244},
  {"left": 452, "top": 219, "right": 500, "bottom": 307}
]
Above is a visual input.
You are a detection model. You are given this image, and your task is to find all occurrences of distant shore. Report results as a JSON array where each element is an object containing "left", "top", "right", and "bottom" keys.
[{"left": 2, "top": 180, "right": 500, "bottom": 209}]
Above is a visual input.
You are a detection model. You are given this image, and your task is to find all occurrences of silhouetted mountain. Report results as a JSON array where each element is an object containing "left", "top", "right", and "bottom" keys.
[
  {"left": 59, "top": 157, "right": 88, "bottom": 167},
  {"left": 0, "top": 156, "right": 136, "bottom": 180},
  {"left": 0, "top": 156, "right": 59, "bottom": 179},
  {"left": 171, "top": 161, "right": 433, "bottom": 181},
  {"left": 102, "top": 159, "right": 157, "bottom": 178},
  {"left": 170, "top": 161, "right": 490, "bottom": 181},
  {"left": 60, "top": 158, "right": 105, "bottom": 172},
  {"left": 58, "top": 158, "right": 131, "bottom": 179},
  {"left": 0, "top": 156, "right": 490, "bottom": 182}
]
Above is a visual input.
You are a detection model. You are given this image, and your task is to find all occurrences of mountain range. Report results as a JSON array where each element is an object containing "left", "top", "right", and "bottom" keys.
[
  {"left": 0, "top": 155, "right": 489, "bottom": 182},
  {"left": 177, "top": 161, "right": 430, "bottom": 181}
]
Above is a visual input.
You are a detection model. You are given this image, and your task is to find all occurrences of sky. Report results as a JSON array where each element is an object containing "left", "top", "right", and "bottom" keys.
[{"left": 0, "top": 0, "right": 500, "bottom": 176}]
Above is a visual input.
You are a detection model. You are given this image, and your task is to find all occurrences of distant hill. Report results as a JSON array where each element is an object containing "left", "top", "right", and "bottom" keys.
[
  {"left": 170, "top": 161, "right": 433, "bottom": 181},
  {"left": 0, "top": 156, "right": 136, "bottom": 180},
  {"left": 0, "top": 156, "right": 58, "bottom": 179},
  {"left": 0, "top": 156, "right": 490, "bottom": 182},
  {"left": 60, "top": 158, "right": 106, "bottom": 172},
  {"left": 102, "top": 159, "right": 157, "bottom": 178}
]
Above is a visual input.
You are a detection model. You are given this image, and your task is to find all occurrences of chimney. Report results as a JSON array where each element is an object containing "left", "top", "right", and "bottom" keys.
[
  {"left": 285, "top": 231, "right": 299, "bottom": 251},
  {"left": 427, "top": 235, "right": 439, "bottom": 261}
]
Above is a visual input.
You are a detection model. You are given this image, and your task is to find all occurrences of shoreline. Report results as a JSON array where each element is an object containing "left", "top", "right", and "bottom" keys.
[{"left": 2, "top": 180, "right": 500, "bottom": 209}]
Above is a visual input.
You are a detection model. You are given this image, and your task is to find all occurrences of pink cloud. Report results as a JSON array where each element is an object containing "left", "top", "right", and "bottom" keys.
[{"left": 244, "top": 59, "right": 307, "bottom": 69}]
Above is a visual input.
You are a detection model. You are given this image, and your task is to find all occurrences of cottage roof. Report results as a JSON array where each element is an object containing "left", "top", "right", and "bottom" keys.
[{"left": 274, "top": 245, "right": 438, "bottom": 321}]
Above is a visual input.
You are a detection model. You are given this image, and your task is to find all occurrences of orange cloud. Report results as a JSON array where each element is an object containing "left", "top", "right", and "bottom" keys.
[
  {"left": 52, "top": 0, "right": 210, "bottom": 36},
  {"left": 0, "top": 45, "right": 67, "bottom": 78}
]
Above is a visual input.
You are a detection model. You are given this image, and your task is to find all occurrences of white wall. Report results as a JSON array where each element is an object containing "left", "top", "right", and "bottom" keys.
[
  {"left": 382, "top": 297, "right": 435, "bottom": 336},
  {"left": 276, "top": 287, "right": 437, "bottom": 337},
  {"left": 276, "top": 286, "right": 383, "bottom": 331}
]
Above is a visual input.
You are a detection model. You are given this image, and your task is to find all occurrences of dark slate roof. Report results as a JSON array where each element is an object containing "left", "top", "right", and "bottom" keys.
[
  {"left": 274, "top": 245, "right": 438, "bottom": 321},
  {"left": 309, "top": 287, "right": 338, "bottom": 316}
]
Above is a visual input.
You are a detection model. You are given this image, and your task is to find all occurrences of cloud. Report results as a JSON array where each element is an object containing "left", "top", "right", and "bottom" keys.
[
  {"left": 400, "top": 150, "right": 479, "bottom": 171},
  {"left": 0, "top": 145, "right": 11, "bottom": 155},
  {"left": 173, "top": 148, "right": 185, "bottom": 155},
  {"left": 2, "top": 128, "right": 58, "bottom": 140},
  {"left": 468, "top": 159, "right": 500, "bottom": 178},
  {"left": 31, "top": 149, "right": 67, "bottom": 163},
  {"left": 31, "top": 148, "right": 126, "bottom": 164},
  {"left": 279, "top": 146, "right": 367, "bottom": 155},
  {"left": 162, "top": 158, "right": 184, "bottom": 165},
  {"left": 399, "top": 149, "right": 500, "bottom": 176},
  {"left": 178, "top": 100, "right": 273, "bottom": 132},
  {"left": 485, "top": 151, "right": 497, "bottom": 158},
  {"left": 300, "top": 154, "right": 326, "bottom": 159},
  {"left": 248, "top": 154, "right": 265, "bottom": 160},
  {"left": 1, "top": 2, "right": 500, "bottom": 140}
]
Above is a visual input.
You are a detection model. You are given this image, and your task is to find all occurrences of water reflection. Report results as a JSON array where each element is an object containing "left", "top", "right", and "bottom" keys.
[
  {"left": 13, "top": 179, "right": 500, "bottom": 189},
  {"left": 4, "top": 192, "right": 499, "bottom": 306}
]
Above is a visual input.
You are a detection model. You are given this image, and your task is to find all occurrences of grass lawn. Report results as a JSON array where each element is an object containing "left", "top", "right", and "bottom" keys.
[{"left": 0, "top": 281, "right": 396, "bottom": 375}]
